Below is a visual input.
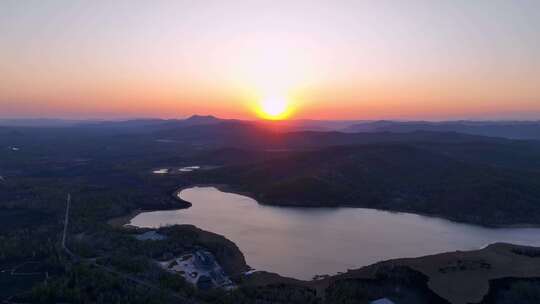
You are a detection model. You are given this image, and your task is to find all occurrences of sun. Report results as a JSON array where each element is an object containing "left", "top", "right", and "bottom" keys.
[{"left": 257, "top": 96, "right": 292, "bottom": 120}]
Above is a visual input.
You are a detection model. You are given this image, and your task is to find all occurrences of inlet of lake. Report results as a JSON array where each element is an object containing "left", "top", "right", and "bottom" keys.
[{"left": 129, "top": 186, "right": 540, "bottom": 280}]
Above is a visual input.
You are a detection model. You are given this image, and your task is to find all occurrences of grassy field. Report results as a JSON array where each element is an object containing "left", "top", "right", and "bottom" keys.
[{"left": 306, "top": 243, "right": 540, "bottom": 304}]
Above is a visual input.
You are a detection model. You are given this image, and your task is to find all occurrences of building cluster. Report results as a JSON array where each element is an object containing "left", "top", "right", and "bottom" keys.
[{"left": 163, "top": 250, "right": 234, "bottom": 290}]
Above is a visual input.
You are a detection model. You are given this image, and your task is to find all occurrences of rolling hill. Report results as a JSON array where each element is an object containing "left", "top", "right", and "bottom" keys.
[
  {"left": 344, "top": 120, "right": 540, "bottom": 140},
  {"left": 196, "top": 143, "right": 540, "bottom": 226}
]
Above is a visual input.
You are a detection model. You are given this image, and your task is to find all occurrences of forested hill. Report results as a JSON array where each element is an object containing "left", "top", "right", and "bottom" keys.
[
  {"left": 343, "top": 120, "right": 540, "bottom": 140},
  {"left": 195, "top": 143, "right": 540, "bottom": 226}
]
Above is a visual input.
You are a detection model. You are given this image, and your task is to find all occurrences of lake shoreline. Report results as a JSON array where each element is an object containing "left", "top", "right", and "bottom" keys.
[
  {"left": 177, "top": 184, "right": 540, "bottom": 229},
  {"left": 113, "top": 183, "right": 540, "bottom": 232},
  {"left": 107, "top": 188, "right": 194, "bottom": 228},
  {"left": 126, "top": 185, "right": 540, "bottom": 282}
]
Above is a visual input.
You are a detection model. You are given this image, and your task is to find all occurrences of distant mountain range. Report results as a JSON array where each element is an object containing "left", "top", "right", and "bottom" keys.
[
  {"left": 0, "top": 115, "right": 362, "bottom": 130},
  {"left": 343, "top": 120, "right": 540, "bottom": 140},
  {"left": 2, "top": 116, "right": 539, "bottom": 140}
]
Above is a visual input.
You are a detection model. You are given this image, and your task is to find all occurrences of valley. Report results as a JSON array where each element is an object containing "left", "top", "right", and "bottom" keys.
[{"left": 2, "top": 117, "right": 540, "bottom": 303}]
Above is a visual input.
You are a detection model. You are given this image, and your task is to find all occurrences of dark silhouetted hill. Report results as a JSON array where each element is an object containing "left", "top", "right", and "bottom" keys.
[
  {"left": 344, "top": 120, "right": 540, "bottom": 140},
  {"left": 198, "top": 143, "right": 540, "bottom": 226}
]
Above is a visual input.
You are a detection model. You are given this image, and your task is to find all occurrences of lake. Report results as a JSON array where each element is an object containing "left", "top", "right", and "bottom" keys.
[{"left": 129, "top": 186, "right": 540, "bottom": 280}]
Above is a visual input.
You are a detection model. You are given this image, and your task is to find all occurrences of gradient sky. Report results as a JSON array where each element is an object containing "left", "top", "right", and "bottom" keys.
[{"left": 1, "top": 0, "right": 540, "bottom": 120}]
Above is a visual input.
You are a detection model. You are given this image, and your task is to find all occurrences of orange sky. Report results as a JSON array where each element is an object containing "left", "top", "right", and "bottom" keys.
[{"left": 1, "top": 1, "right": 539, "bottom": 120}]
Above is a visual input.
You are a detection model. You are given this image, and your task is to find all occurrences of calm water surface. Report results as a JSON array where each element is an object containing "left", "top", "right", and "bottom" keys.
[{"left": 130, "top": 187, "right": 540, "bottom": 280}]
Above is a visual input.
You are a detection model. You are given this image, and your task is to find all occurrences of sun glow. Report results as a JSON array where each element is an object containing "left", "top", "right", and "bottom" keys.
[{"left": 256, "top": 96, "right": 292, "bottom": 120}]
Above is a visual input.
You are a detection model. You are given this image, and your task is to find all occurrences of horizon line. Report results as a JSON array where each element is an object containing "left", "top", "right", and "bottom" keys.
[{"left": 1, "top": 115, "right": 540, "bottom": 123}]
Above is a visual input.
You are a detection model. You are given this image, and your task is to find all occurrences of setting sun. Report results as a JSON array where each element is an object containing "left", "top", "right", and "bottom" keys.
[{"left": 257, "top": 96, "right": 292, "bottom": 120}]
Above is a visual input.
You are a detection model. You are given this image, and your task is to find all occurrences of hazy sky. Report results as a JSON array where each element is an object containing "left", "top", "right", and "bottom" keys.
[{"left": 1, "top": 0, "right": 539, "bottom": 120}]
